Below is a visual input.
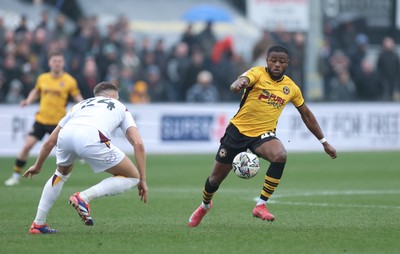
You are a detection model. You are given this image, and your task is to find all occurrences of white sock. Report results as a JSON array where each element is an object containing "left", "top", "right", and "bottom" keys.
[
  {"left": 256, "top": 199, "right": 267, "bottom": 206},
  {"left": 12, "top": 172, "right": 21, "bottom": 179},
  {"left": 201, "top": 202, "right": 211, "bottom": 210},
  {"left": 34, "top": 170, "right": 71, "bottom": 225},
  {"left": 79, "top": 176, "right": 139, "bottom": 203}
]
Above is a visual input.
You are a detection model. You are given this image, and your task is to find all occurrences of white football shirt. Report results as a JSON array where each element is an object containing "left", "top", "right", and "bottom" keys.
[{"left": 59, "top": 96, "right": 137, "bottom": 137}]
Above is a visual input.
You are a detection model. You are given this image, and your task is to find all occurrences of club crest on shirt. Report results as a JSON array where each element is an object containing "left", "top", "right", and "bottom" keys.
[
  {"left": 59, "top": 81, "right": 65, "bottom": 87},
  {"left": 283, "top": 86, "right": 290, "bottom": 95}
]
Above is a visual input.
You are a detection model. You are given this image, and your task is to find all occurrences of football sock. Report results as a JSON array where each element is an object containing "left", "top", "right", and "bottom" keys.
[
  {"left": 79, "top": 176, "right": 139, "bottom": 202},
  {"left": 258, "top": 162, "right": 285, "bottom": 203},
  {"left": 34, "top": 170, "right": 71, "bottom": 225},
  {"left": 202, "top": 177, "right": 219, "bottom": 207},
  {"left": 14, "top": 159, "right": 26, "bottom": 174}
]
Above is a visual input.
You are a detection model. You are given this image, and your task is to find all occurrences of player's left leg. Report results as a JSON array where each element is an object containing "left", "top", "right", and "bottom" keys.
[
  {"left": 188, "top": 161, "right": 232, "bottom": 227},
  {"left": 29, "top": 165, "right": 73, "bottom": 234}
]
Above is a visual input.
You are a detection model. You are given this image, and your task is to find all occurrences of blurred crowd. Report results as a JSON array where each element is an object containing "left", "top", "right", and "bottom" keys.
[
  {"left": 1, "top": 11, "right": 398, "bottom": 104},
  {"left": 319, "top": 19, "right": 400, "bottom": 102}
]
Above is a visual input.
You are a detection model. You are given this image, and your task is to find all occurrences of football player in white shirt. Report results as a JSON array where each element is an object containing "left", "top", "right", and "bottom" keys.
[{"left": 23, "top": 82, "right": 148, "bottom": 234}]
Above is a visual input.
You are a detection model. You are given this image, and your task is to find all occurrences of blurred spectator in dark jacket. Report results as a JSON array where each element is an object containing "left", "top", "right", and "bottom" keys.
[
  {"left": 376, "top": 36, "right": 400, "bottom": 101},
  {"left": 186, "top": 70, "right": 220, "bottom": 103},
  {"left": 5, "top": 79, "right": 24, "bottom": 104},
  {"left": 328, "top": 68, "right": 357, "bottom": 101},
  {"left": 182, "top": 49, "right": 207, "bottom": 98},
  {"left": 196, "top": 21, "right": 217, "bottom": 65},
  {"left": 166, "top": 42, "right": 190, "bottom": 101},
  {"left": 77, "top": 56, "right": 99, "bottom": 99},
  {"left": 181, "top": 23, "right": 198, "bottom": 55},
  {"left": 144, "top": 65, "right": 171, "bottom": 102},
  {"left": 1, "top": 54, "right": 22, "bottom": 102},
  {"left": 353, "top": 57, "right": 381, "bottom": 101}
]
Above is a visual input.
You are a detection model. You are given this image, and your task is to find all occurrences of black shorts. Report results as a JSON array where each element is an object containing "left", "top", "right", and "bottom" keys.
[
  {"left": 28, "top": 121, "right": 57, "bottom": 140},
  {"left": 215, "top": 124, "right": 277, "bottom": 164}
]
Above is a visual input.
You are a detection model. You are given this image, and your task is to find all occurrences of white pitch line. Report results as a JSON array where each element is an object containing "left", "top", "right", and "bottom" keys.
[
  {"left": 254, "top": 189, "right": 400, "bottom": 209},
  {"left": 267, "top": 200, "right": 400, "bottom": 209}
]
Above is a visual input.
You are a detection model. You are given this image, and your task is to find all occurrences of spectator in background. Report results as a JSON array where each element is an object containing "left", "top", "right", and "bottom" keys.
[
  {"left": 287, "top": 32, "right": 306, "bottom": 88},
  {"left": 376, "top": 36, "right": 400, "bottom": 101},
  {"left": 165, "top": 42, "right": 191, "bottom": 101},
  {"left": 5, "top": 79, "right": 24, "bottom": 104},
  {"left": 251, "top": 30, "right": 275, "bottom": 65},
  {"left": 196, "top": 21, "right": 217, "bottom": 65},
  {"left": 324, "top": 49, "right": 351, "bottom": 100},
  {"left": 52, "top": 14, "right": 69, "bottom": 40},
  {"left": 0, "top": 17, "right": 6, "bottom": 48},
  {"left": 118, "top": 66, "right": 135, "bottom": 102},
  {"left": 348, "top": 33, "right": 369, "bottom": 78},
  {"left": 1, "top": 54, "right": 22, "bottom": 103},
  {"left": 36, "top": 10, "right": 49, "bottom": 30},
  {"left": 328, "top": 68, "right": 357, "bottom": 102},
  {"left": 77, "top": 56, "right": 99, "bottom": 99},
  {"left": 14, "top": 14, "right": 29, "bottom": 36},
  {"left": 153, "top": 38, "right": 168, "bottom": 78},
  {"left": 181, "top": 23, "right": 198, "bottom": 55},
  {"left": 182, "top": 49, "right": 207, "bottom": 97},
  {"left": 353, "top": 58, "right": 381, "bottom": 101},
  {"left": 143, "top": 65, "right": 171, "bottom": 102},
  {"left": 130, "top": 80, "right": 150, "bottom": 104},
  {"left": 186, "top": 70, "right": 220, "bottom": 103}
]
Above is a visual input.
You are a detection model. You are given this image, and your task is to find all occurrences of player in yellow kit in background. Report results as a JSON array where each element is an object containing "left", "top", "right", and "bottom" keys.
[
  {"left": 188, "top": 45, "right": 337, "bottom": 227},
  {"left": 5, "top": 51, "right": 83, "bottom": 186}
]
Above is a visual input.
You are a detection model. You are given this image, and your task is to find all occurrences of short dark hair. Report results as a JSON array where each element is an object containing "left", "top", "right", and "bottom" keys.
[
  {"left": 48, "top": 51, "right": 64, "bottom": 60},
  {"left": 267, "top": 45, "right": 290, "bottom": 58},
  {"left": 93, "top": 82, "right": 118, "bottom": 96}
]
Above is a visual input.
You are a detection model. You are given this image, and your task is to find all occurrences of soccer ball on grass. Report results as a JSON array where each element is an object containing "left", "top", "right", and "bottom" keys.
[{"left": 232, "top": 151, "right": 260, "bottom": 179}]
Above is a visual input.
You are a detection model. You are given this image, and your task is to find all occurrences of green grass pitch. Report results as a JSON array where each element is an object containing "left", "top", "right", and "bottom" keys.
[{"left": 1, "top": 151, "right": 399, "bottom": 254}]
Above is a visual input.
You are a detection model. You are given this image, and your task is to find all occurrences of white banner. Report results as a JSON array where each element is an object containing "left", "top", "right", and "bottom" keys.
[
  {"left": 246, "top": 0, "right": 309, "bottom": 31},
  {"left": 0, "top": 102, "right": 399, "bottom": 157}
]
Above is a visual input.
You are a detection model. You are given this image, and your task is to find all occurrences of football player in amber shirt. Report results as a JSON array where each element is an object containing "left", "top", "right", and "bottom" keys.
[
  {"left": 188, "top": 45, "right": 337, "bottom": 227},
  {"left": 5, "top": 51, "right": 83, "bottom": 186}
]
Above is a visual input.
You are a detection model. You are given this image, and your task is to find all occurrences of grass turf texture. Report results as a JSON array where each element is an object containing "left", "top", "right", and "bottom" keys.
[{"left": 1, "top": 151, "right": 399, "bottom": 254}]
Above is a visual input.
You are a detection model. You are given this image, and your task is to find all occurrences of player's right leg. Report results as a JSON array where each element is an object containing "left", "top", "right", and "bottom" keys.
[
  {"left": 29, "top": 168, "right": 72, "bottom": 234},
  {"left": 188, "top": 161, "right": 232, "bottom": 227}
]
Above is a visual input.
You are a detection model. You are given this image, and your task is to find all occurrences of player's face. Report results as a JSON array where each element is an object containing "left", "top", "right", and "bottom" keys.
[
  {"left": 48, "top": 55, "right": 65, "bottom": 73},
  {"left": 266, "top": 52, "right": 289, "bottom": 79}
]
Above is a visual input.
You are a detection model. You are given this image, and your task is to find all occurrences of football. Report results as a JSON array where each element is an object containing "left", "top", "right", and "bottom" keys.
[{"left": 232, "top": 151, "right": 260, "bottom": 179}]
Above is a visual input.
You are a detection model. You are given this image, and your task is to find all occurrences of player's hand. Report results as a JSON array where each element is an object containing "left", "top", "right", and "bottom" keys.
[
  {"left": 20, "top": 99, "right": 29, "bottom": 107},
  {"left": 323, "top": 142, "right": 337, "bottom": 159},
  {"left": 137, "top": 180, "right": 148, "bottom": 203},
  {"left": 23, "top": 165, "right": 41, "bottom": 179},
  {"left": 236, "top": 79, "right": 248, "bottom": 90}
]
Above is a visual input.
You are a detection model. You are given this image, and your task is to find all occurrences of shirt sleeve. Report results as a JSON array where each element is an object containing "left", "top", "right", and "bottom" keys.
[
  {"left": 291, "top": 85, "right": 305, "bottom": 108},
  {"left": 69, "top": 77, "right": 81, "bottom": 97},
  {"left": 58, "top": 108, "right": 72, "bottom": 127},
  {"left": 120, "top": 108, "right": 137, "bottom": 134},
  {"left": 239, "top": 67, "right": 259, "bottom": 87}
]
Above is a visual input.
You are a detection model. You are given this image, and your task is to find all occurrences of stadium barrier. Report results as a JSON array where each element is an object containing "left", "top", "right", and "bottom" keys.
[{"left": 0, "top": 102, "right": 399, "bottom": 156}]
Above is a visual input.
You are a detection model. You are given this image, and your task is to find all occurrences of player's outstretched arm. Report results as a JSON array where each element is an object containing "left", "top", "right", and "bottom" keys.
[
  {"left": 125, "top": 126, "right": 148, "bottom": 203},
  {"left": 297, "top": 104, "right": 337, "bottom": 159}
]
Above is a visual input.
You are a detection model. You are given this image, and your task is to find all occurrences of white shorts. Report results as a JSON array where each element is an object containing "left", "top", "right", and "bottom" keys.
[{"left": 56, "top": 125, "right": 125, "bottom": 173}]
